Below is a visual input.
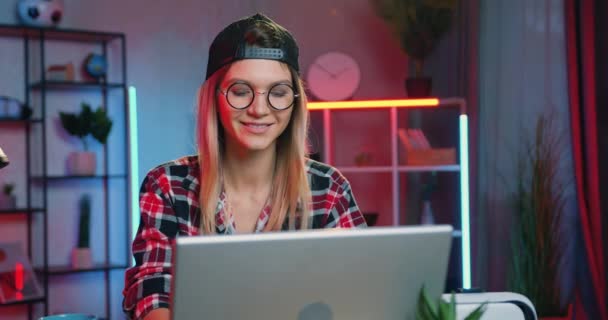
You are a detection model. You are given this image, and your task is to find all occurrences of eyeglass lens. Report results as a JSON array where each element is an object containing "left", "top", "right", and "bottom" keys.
[{"left": 226, "top": 83, "right": 295, "bottom": 110}]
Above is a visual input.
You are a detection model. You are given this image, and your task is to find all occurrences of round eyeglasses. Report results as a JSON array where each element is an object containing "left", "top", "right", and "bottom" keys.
[{"left": 218, "top": 82, "right": 299, "bottom": 111}]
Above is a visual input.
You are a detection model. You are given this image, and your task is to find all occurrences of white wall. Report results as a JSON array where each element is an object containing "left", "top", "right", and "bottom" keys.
[{"left": 0, "top": 1, "right": 411, "bottom": 319}]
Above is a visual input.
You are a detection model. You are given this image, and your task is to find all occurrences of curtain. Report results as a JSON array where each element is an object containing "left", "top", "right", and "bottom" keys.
[{"left": 564, "top": 0, "right": 607, "bottom": 318}]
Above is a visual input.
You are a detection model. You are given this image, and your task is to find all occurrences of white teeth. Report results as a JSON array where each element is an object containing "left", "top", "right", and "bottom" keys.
[{"left": 246, "top": 124, "right": 269, "bottom": 128}]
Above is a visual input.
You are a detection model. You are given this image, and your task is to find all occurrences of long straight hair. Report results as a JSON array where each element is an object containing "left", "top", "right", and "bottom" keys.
[{"left": 196, "top": 66, "right": 312, "bottom": 234}]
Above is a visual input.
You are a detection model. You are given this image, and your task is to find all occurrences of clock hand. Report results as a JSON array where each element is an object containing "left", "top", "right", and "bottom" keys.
[
  {"left": 334, "top": 67, "right": 350, "bottom": 77},
  {"left": 314, "top": 62, "right": 336, "bottom": 78}
]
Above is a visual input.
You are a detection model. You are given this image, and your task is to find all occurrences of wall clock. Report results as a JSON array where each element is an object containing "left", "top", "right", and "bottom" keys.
[{"left": 306, "top": 51, "right": 361, "bottom": 101}]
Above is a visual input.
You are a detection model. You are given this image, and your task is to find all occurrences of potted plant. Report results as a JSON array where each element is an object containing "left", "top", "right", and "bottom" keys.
[
  {"left": 507, "top": 114, "right": 572, "bottom": 319},
  {"left": 71, "top": 194, "right": 92, "bottom": 269},
  {"left": 59, "top": 102, "right": 112, "bottom": 176},
  {"left": 370, "top": 0, "right": 458, "bottom": 97},
  {"left": 420, "top": 171, "right": 438, "bottom": 224},
  {"left": 0, "top": 182, "right": 16, "bottom": 209},
  {"left": 416, "top": 286, "right": 487, "bottom": 319}
]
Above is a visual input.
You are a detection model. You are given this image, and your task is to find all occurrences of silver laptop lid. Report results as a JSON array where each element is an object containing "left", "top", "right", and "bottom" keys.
[{"left": 171, "top": 225, "right": 453, "bottom": 320}]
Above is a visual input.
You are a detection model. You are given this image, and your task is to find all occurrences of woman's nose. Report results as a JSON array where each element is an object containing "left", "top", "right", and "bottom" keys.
[{"left": 247, "top": 92, "right": 271, "bottom": 116}]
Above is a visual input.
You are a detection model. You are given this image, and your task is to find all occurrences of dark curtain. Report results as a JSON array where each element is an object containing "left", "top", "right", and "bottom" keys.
[{"left": 565, "top": 0, "right": 607, "bottom": 318}]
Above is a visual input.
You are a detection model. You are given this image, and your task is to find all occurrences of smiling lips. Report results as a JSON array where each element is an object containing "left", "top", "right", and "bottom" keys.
[{"left": 241, "top": 121, "right": 273, "bottom": 133}]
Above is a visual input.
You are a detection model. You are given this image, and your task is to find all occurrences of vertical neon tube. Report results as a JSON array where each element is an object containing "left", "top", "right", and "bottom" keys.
[
  {"left": 15, "top": 262, "right": 23, "bottom": 300},
  {"left": 129, "top": 86, "right": 140, "bottom": 249},
  {"left": 459, "top": 114, "right": 471, "bottom": 289}
]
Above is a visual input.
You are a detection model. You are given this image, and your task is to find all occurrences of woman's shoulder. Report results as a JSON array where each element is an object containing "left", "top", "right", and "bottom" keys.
[
  {"left": 143, "top": 155, "right": 200, "bottom": 191},
  {"left": 146, "top": 154, "right": 199, "bottom": 176},
  {"left": 304, "top": 158, "right": 349, "bottom": 189}
]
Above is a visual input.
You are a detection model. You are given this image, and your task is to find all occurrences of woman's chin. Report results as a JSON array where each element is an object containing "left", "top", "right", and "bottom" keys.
[{"left": 236, "top": 138, "right": 275, "bottom": 153}]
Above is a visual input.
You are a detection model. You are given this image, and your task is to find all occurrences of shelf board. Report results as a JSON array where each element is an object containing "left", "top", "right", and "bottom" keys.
[
  {"left": 0, "top": 24, "right": 123, "bottom": 42},
  {"left": 0, "top": 118, "right": 43, "bottom": 124},
  {"left": 338, "top": 166, "right": 393, "bottom": 173},
  {"left": 0, "top": 207, "right": 45, "bottom": 215},
  {"left": 45, "top": 263, "right": 127, "bottom": 275},
  {"left": 337, "top": 165, "right": 461, "bottom": 173},
  {"left": 32, "top": 174, "right": 128, "bottom": 181},
  {"left": 30, "top": 81, "right": 125, "bottom": 90},
  {"left": 0, "top": 295, "right": 45, "bottom": 307},
  {"left": 397, "top": 165, "right": 460, "bottom": 172}
]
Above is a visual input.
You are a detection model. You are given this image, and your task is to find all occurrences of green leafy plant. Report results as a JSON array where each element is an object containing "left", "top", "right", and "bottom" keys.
[
  {"left": 77, "top": 194, "right": 91, "bottom": 248},
  {"left": 370, "top": 0, "right": 458, "bottom": 77},
  {"left": 416, "top": 286, "right": 487, "bottom": 320},
  {"left": 59, "top": 102, "right": 113, "bottom": 151},
  {"left": 2, "top": 183, "right": 15, "bottom": 196},
  {"left": 508, "top": 113, "right": 570, "bottom": 316}
]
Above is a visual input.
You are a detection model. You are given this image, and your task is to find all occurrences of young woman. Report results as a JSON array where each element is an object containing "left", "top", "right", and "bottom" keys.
[{"left": 122, "top": 13, "right": 367, "bottom": 320}]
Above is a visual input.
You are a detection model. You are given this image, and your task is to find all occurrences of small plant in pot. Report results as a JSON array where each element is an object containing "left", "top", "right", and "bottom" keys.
[
  {"left": 59, "top": 102, "right": 112, "bottom": 176},
  {"left": 370, "top": 0, "right": 458, "bottom": 97},
  {"left": 71, "top": 194, "right": 93, "bottom": 269},
  {"left": 420, "top": 171, "right": 438, "bottom": 225},
  {"left": 416, "top": 286, "right": 486, "bottom": 320},
  {"left": 0, "top": 182, "right": 16, "bottom": 210}
]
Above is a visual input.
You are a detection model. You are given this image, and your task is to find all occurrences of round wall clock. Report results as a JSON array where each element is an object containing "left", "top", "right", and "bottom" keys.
[{"left": 306, "top": 51, "right": 361, "bottom": 101}]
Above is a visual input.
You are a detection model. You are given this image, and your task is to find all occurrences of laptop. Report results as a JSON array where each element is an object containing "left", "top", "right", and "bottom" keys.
[{"left": 170, "top": 225, "right": 453, "bottom": 320}]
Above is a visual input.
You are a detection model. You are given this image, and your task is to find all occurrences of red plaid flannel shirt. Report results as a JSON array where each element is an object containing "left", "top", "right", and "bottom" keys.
[{"left": 122, "top": 155, "right": 367, "bottom": 319}]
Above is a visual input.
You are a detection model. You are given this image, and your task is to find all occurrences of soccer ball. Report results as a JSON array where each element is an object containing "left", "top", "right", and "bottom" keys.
[{"left": 17, "top": 0, "right": 64, "bottom": 27}]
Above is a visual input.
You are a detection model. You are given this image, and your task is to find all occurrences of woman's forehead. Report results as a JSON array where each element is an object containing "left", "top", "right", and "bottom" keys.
[{"left": 223, "top": 59, "right": 292, "bottom": 85}]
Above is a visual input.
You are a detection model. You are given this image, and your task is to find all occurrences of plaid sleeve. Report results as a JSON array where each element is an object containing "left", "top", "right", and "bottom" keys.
[
  {"left": 123, "top": 169, "right": 178, "bottom": 320},
  {"left": 326, "top": 178, "right": 367, "bottom": 229}
]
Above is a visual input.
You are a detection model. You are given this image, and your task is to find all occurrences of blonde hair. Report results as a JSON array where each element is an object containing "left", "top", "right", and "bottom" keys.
[{"left": 197, "top": 66, "right": 312, "bottom": 234}]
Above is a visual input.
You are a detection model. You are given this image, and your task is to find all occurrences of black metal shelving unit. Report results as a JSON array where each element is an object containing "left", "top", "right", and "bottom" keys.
[{"left": 0, "top": 24, "right": 131, "bottom": 320}]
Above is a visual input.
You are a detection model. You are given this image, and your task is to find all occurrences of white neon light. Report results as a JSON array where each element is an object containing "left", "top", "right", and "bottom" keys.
[
  {"left": 128, "top": 86, "right": 140, "bottom": 251},
  {"left": 459, "top": 114, "right": 471, "bottom": 289}
]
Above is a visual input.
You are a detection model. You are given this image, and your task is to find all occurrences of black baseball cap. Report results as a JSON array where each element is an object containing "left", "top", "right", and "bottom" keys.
[{"left": 205, "top": 13, "right": 300, "bottom": 80}]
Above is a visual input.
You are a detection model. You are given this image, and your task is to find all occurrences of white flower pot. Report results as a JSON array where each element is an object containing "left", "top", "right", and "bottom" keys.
[
  {"left": 67, "top": 152, "right": 96, "bottom": 176},
  {"left": 420, "top": 200, "right": 435, "bottom": 225},
  {"left": 0, "top": 195, "right": 16, "bottom": 210},
  {"left": 71, "top": 248, "right": 92, "bottom": 269}
]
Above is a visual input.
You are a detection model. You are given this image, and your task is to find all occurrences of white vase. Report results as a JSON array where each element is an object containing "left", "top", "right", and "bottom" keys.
[
  {"left": 71, "top": 248, "right": 92, "bottom": 269},
  {"left": 420, "top": 200, "right": 435, "bottom": 225},
  {"left": 67, "top": 151, "right": 96, "bottom": 176}
]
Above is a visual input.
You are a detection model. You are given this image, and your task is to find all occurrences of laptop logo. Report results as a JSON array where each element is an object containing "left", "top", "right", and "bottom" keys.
[{"left": 297, "top": 301, "right": 333, "bottom": 320}]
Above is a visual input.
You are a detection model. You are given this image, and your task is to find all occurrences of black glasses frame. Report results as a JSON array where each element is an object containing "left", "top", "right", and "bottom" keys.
[{"left": 217, "top": 82, "right": 299, "bottom": 110}]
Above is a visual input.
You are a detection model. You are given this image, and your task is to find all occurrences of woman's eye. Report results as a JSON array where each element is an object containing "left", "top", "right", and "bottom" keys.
[
  {"left": 231, "top": 89, "right": 251, "bottom": 97},
  {"left": 270, "top": 91, "right": 287, "bottom": 97}
]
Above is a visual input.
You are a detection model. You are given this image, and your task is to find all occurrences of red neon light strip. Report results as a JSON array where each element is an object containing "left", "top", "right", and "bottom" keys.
[
  {"left": 15, "top": 262, "right": 23, "bottom": 290},
  {"left": 307, "top": 98, "right": 440, "bottom": 110}
]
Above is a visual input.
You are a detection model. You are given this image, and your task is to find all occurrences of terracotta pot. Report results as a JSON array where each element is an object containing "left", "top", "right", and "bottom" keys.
[
  {"left": 67, "top": 152, "right": 96, "bottom": 176},
  {"left": 405, "top": 77, "right": 432, "bottom": 98}
]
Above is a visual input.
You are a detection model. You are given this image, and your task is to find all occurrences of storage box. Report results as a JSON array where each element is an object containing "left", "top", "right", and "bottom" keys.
[{"left": 403, "top": 148, "right": 456, "bottom": 166}]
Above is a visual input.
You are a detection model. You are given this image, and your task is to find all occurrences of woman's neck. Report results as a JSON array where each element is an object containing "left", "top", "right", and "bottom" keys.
[{"left": 222, "top": 142, "right": 276, "bottom": 194}]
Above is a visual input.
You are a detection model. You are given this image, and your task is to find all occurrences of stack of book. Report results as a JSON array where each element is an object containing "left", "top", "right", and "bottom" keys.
[
  {"left": 398, "top": 128, "right": 456, "bottom": 166},
  {"left": 46, "top": 62, "right": 75, "bottom": 81}
]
